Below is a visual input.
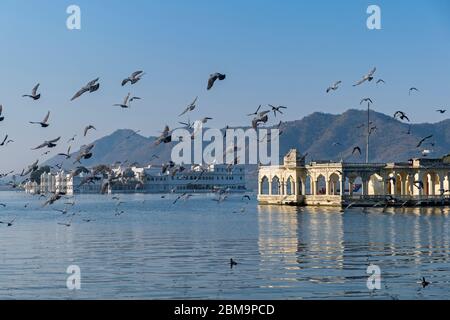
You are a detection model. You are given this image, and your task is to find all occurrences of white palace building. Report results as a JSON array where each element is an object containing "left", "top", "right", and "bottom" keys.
[
  {"left": 258, "top": 149, "right": 450, "bottom": 207},
  {"left": 24, "top": 164, "right": 246, "bottom": 195}
]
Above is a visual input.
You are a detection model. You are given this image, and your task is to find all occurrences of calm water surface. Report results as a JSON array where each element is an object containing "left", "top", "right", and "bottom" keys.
[{"left": 0, "top": 191, "right": 449, "bottom": 300}]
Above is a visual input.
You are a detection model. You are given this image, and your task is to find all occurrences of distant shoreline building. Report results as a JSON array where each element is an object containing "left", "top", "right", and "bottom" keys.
[
  {"left": 24, "top": 164, "right": 246, "bottom": 195},
  {"left": 258, "top": 149, "right": 450, "bottom": 207}
]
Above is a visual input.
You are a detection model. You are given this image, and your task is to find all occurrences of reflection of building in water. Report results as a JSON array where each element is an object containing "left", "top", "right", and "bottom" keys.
[
  {"left": 257, "top": 207, "right": 345, "bottom": 274},
  {"left": 258, "top": 205, "right": 299, "bottom": 270},
  {"left": 296, "top": 208, "right": 345, "bottom": 270},
  {"left": 258, "top": 149, "right": 450, "bottom": 207},
  {"left": 364, "top": 208, "right": 450, "bottom": 266}
]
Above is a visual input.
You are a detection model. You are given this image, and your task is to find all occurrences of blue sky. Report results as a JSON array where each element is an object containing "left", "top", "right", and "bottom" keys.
[{"left": 0, "top": 0, "right": 449, "bottom": 170}]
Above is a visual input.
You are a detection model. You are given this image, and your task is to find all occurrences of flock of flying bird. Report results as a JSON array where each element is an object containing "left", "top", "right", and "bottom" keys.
[
  {"left": 0, "top": 70, "right": 262, "bottom": 230},
  {"left": 326, "top": 67, "right": 447, "bottom": 159},
  {"left": 0, "top": 67, "right": 448, "bottom": 285}
]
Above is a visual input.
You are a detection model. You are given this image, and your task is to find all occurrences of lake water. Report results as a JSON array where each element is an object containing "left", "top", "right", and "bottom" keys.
[{"left": 0, "top": 191, "right": 449, "bottom": 300}]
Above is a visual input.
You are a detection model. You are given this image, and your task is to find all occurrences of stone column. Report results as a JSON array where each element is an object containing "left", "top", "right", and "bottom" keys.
[
  {"left": 340, "top": 176, "right": 345, "bottom": 196},
  {"left": 438, "top": 173, "right": 444, "bottom": 196},
  {"left": 430, "top": 175, "right": 435, "bottom": 196},
  {"left": 361, "top": 178, "right": 369, "bottom": 196},
  {"left": 401, "top": 176, "right": 406, "bottom": 196},
  {"left": 408, "top": 174, "right": 414, "bottom": 196},
  {"left": 349, "top": 179, "right": 354, "bottom": 196},
  {"left": 390, "top": 179, "right": 396, "bottom": 196}
]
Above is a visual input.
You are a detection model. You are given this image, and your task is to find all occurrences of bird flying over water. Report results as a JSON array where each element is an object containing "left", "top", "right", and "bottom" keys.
[
  {"left": 122, "top": 71, "right": 145, "bottom": 86},
  {"left": 0, "top": 218, "right": 16, "bottom": 227},
  {"left": 113, "top": 93, "right": 139, "bottom": 109},
  {"left": 0, "top": 105, "right": 4, "bottom": 122},
  {"left": 29, "top": 111, "right": 50, "bottom": 128},
  {"left": 353, "top": 67, "right": 376, "bottom": 86},
  {"left": 71, "top": 78, "right": 100, "bottom": 101},
  {"left": 376, "top": 79, "right": 385, "bottom": 85},
  {"left": 43, "top": 191, "right": 66, "bottom": 207},
  {"left": 22, "top": 83, "right": 41, "bottom": 100},
  {"left": 436, "top": 109, "right": 447, "bottom": 114},
  {"left": 207, "top": 73, "right": 226, "bottom": 90}
]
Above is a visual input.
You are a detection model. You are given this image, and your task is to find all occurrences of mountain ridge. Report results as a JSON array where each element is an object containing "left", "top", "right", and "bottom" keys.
[{"left": 44, "top": 109, "right": 450, "bottom": 170}]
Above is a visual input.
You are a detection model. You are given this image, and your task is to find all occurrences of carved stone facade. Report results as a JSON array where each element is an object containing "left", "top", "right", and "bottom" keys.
[{"left": 258, "top": 149, "right": 450, "bottom": 207}]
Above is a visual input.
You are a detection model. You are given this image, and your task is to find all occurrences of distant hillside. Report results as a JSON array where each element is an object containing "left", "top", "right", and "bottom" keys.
[{"left": 45, "top": 109, "right": 450, "bottom": 170}]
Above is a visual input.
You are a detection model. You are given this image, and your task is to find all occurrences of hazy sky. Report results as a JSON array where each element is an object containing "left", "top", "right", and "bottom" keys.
[{"left": 0, "top": 0, "right": 449, "bottom": 171}]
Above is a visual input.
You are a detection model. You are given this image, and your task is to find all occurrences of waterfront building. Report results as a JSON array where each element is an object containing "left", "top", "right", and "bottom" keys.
[
  {"left": 24, "top": 164, "right": 246, "bottom": 195},
  {"left": 258, "top": 149, "right": 450, "bottom": 207}
]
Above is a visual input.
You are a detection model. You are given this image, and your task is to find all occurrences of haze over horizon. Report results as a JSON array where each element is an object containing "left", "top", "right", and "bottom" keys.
[{"left": 1, "top": 0, "right": 450, "bottom": 171}]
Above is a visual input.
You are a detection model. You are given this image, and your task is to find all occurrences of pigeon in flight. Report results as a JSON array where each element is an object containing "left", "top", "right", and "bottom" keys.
[
  {"left": 179, "top": 97, "right": 198, "bottom": 117},
  {"left": 352, "top": 146, "right": 362, "bottom": 155},
  {"left": 269, "top": 105, "right": 287, "bottom": 117},
  {"left": 155, "top": 125, "right": 172, "bottom": 145},
  {"left": 417, "top": 135, "right": 433, "bottom": 148},
  {"left": 409, "top": 87, "right": 419, "bottom": 95},
  {"left": 29, "top": 111, "right": 51, "bottom": 128},
  {"left": 84, "top": 125, "right": 96, "bottom": 137},
  {"left": 122, "top": 71, "right": 145, "bottom": 86},
  {"left": 353, "top": 67, "right": 376, "bottom": 86},
  {"left": 394, "top": 111, "right": 410, "bottom": 122},
  {"left": 200, "top": 117, "right": 213, "bottom": 124},
  {"left": 71, "top": 78, "right": 100, "bottom": 101},
  {"left": 58, "top": 146, "right": 72, "bottom": 159},
  {"left": 207, "top": 73, "right": 226, "bottom": 90},
  {"left": 0, "top": 135, "right": 9, "bottom": 147},
  {"left": 21, "top": 160, "right": 39, "bottom": 176},
  {"left": 32, "top": 137, "right": 61, "bottom": 150},
  {"left": 113, "top": 93, "right": 140, "bottom": 109},
  {"left": 326, "top": 81, "right": 342, "bottom": 93},
  {"left": 247, "top": 105, "right": 263, "bottom": 117},
  {"left": 0, "top": 218, "right": 16, "bottom": 227},
  {"left": 23, "top": 83, "right": 41, "bottom": 100},
  {"left": 360, "top": 98, "right": 373, "bottom": 105}
]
